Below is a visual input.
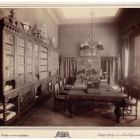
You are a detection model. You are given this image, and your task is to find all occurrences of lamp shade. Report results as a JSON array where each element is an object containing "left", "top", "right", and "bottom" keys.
[
  {"left": 96, "top": 41, "right": 104, "bottom": 50},
  {"left": 80, "top": 42, "right": 90, "bottom": 50}
]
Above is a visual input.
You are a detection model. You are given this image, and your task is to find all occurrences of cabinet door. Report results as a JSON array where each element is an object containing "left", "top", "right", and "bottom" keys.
[
  {"left": 4, "top": 32, "right": 15, "bottom": 78},
  {"left": 51, "top": 51, "right": 59, "bottom": 76},
  {"left": 3, "top": 31, "right": 16, "bottom": 92},
  {"left": 34, "top": 44, "right": 39, "bottom": 80},
  {"left": 17, "top": 37, "right": 25, "bottom": 87},
  {"left": 26, "top": 41, "right": 33, "bottom": 83},
  {"left": 19, "top": 94, "right": 29, "bottom": 111},
  {"left": 39, "top": 46, "right": 48, "bottom": 80}
]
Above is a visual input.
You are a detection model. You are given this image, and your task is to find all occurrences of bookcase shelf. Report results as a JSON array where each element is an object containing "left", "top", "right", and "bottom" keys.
[{"left": 0, "top": 94, "right": 18, "bottom": 125}]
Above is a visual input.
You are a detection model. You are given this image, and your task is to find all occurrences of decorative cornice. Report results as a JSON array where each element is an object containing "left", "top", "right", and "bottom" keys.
[{"left": 59, "top": 17, "right": 115, "bottom": 25}]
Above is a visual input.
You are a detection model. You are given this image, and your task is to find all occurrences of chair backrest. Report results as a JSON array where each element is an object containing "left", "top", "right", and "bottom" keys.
[
  {"left": 124, "top": 82, "right": 131, "bottom": 95},
  {"left": 131, "top": 86, "right": 139, "bottom": 99},
  {"left": 54, "top": 83, "right": 60, "bottom": 95},
  {"left": 56, "top": 77, "right": 60, "bottom": 83},
  {"left": 48, "top": 80, "right": 53, "bottom": 92},
  {"left": 59, "top": 79, "right": 64, "bottom": 90},
  {"left": 63, "top": 77, "right": 66, "bottom": 86},
  {"left": 36, "top": 84, "right": 42, "bottom": 96}
]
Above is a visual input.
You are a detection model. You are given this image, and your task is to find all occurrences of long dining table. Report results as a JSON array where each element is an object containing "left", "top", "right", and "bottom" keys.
[{"left": 67, "top": 80, "right": 127, "bottom": 123}]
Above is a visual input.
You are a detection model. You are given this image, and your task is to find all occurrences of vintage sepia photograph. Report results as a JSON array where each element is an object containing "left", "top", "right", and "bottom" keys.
[{"left": 0, "top": 2, "right": 140, "bottom": 137}]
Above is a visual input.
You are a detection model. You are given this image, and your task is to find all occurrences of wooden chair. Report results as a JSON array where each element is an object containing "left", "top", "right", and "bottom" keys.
[
  {"left": 48, "top": 80, "right": 54, "bottom": 94},
  {"left": 53, "top": 82, "right": 67, "bottom": 112},
  {"left": 63, "top": 77, "right": 73, "bottom": 90},
  {"left": 122, "top": 85, "right": 138, "bottom": 120},
  {"left": 58, "top": 79, "right": 70, "bottom": 95},
  {"left": 35, "top": 84, "right": 42, "bottom": 101},
  {"left": 118, "top": 79, "right": 124, "bottom": 93}
]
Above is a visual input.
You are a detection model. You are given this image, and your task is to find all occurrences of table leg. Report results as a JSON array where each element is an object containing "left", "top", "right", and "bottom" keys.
[
  {"left": 67, "top": 99, "right": 74, "bottom": 118},
  {"left": 114, "top": 106, "right": 122, "bottom": 123},
  {"left": 114, "top": 98, "right": 125, "bottom": 123}
]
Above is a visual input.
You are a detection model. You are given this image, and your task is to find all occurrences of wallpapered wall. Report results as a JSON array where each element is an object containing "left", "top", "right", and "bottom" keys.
[{"left": 58, "top": 22, "right": 120, "bottom": 57}]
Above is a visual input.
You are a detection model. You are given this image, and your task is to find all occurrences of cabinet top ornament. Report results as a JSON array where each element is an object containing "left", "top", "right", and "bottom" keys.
[{"left": 9, "top": 9, "right": 15, "bottom": 19}]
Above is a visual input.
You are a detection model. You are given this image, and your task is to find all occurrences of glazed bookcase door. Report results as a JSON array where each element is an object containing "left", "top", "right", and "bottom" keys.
[
  {"left": 3, "top": 31, "right": 16, "bottom": 92},
  {"left": 17, "top": 36, "right": 25, "bottom": 87},
  {"left": 26, "top": 41, "right": 33, "bottom": 83},
  {"left": 51, "top": 51, "right": 59, "bottom": 76},
  {"left": 34, "top": 44, "right": 39, "bottom": 81},
  {"left": 39, "top": 46, "right": 48, "bottom": 80}
]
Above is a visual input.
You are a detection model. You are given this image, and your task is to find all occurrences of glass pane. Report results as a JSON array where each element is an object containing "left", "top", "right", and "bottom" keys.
[
  {"left": 17, "top": 37, "right": 24, "bottom": 47},
  {"left": 27, "top": 58, "right": 32, "bottom": 65},
  {"left": 27, "top": 65, "right": 32, "bottom": 73},
  {"left": 5, "top": 44, "right": 14, "bottom": 55},
  {"left": 40, "top": 52, "right": 47, "bottom": 59},
  {"left": 18, "top": 74, "right": 24, "bottom": 86},
  {"left": 4, "top": 33, "right": 15, "bottom": 78},
  {"left": 27, "top": 42, "right": 33, "bottom": 57},
  {"left": 40, "top": 65, "right": 47, "bottom": 72},
  {"left": 5, "top": 33, "right": 14, "bottom": 44},
  {"left": 40, "top": 72, "right": 47, "bottom": 80},
  {"left": 18, "top": 47, "right": 24, "bottom": 56},
  {"left": 35, "top": 44, "right": 39, "bottom": 58},
  {"left": 5, "top": 56, "right": 14, "bottom": 66},
  {"left": 40, "top": 46, "right": 47, "bottom": 53},
  {"left": 18, "top": 56, "right": 24, "bottom": 65},
  {"left": 18, "top": 65, "right": 24, "bottom": 74},
  {"left": 27, "top": 73, "right": 32, "bottom": 83},
  {"left": 5, "top": 67, "right": 14, "bottom": 77},
  {"left": 40, "top": 59, "right": 47, "bottom": 65},
  {"left": 35, "top": 65, "right": 39, "bottom": 74}
]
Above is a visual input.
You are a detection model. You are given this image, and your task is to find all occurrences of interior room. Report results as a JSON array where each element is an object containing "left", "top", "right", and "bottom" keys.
[{"left": 0, "top": 7, "right": 140, "bottom": 126}]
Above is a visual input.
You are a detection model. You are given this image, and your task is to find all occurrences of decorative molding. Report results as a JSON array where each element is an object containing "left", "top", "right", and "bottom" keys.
[
  {"left": 59, "top": 17, "right": 115, "bottom": 25},
  {"left": 48, "top": 8, "right": 117, "bottom": 25}
]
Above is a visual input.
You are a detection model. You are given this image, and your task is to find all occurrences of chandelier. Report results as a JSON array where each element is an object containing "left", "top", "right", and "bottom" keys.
[{"left": 80, "top": 9, "right": 104, "bottom": 57}]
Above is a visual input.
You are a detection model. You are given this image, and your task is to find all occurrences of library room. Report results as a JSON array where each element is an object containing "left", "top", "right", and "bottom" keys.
[{"left": 0, "top": 8, "right": 140, "bottom": 126}]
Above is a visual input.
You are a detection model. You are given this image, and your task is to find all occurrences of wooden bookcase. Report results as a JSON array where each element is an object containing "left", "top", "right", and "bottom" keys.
[{"left": 0, "top": 13, "right": 59, "bottom": 125}]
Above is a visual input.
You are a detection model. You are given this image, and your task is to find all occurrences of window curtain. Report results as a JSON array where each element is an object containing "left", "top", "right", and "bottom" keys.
[
  {"left": 124, "top": 39, "right": 129, "bottom": 78},
  {"left": 59, "top": 56, "right": 77, "bottom": 79},
  {"left": 101, "top": 57, "right": 118, "bottom": 85}
]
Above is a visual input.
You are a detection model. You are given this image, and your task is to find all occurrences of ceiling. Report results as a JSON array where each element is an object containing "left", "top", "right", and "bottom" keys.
[{"left": 51, "top": 8, "right": 120, "bottom": 24}]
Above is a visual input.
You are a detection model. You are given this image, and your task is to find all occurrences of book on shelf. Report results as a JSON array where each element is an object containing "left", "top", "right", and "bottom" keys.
[
  {"left": 0, "top": 103, "right": 14, "bottom": 111},
  {"left": 0, "top": 111, "right": 16, "bottom": 121},
  {"left": 35, "top": 95, "right": 39, "bottom": 99}
]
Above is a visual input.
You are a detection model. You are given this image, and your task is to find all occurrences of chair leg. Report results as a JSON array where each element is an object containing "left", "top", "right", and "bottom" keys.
[
  {"left": 54, "top": 100, "right": 56, "bottom": 112},
  {"left": 64, "top": 101, "right": 67, "bottom": 113},
  {"left": 135, "top": 99, "right": 138, "bottom": 120},
  {"left": 122, "top": 107, "right": 125, "bottom": 119}
]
